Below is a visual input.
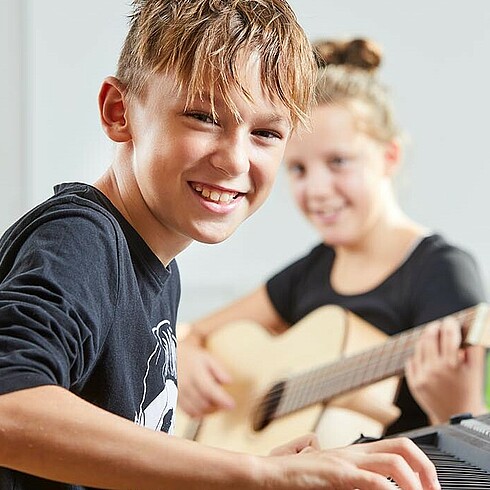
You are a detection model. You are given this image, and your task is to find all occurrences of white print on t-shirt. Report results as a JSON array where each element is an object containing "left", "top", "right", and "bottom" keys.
[{"left": 134, "top": 319, "right": 178, "bottom": 434}]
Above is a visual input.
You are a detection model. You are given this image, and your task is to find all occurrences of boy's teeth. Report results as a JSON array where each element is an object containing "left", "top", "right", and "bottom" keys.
[{"left": 193, "top": 184, "right": 235, "bottom": 203}]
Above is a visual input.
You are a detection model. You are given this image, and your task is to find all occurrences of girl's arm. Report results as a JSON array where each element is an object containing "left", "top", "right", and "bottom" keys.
[{"left": 177, "top": 285, "right": 288, "bottom": 417}]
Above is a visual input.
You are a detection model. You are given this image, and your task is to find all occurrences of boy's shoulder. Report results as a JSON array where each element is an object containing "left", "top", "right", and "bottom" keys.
[
  {"left": 4, "top": 182, "right": 120, "bottom": 236},
  {"left": 0, "top": 182, "right": 123, "bottom": 263}
]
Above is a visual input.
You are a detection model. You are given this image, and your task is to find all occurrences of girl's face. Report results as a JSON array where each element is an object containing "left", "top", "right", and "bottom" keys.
[{"left": 284, "top": 103, "right": 397, "bottom": 248}]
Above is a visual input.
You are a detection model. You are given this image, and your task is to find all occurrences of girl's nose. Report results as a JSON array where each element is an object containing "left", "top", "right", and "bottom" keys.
[{"left": 306, "top": 166, "right": 334, "bottom": 199}]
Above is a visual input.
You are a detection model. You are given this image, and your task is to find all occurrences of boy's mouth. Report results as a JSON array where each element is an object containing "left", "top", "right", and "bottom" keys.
[{"left": 190, "top": 182, "right": 241, "bottom": 204}]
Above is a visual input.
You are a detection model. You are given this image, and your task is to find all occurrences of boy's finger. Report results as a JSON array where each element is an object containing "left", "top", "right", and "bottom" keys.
[
  {"left": 383, "top": 438, "right": 440, "bottom": 490},
  {"left": 269, "top": 433, "right": 320, "bottom": 456}
]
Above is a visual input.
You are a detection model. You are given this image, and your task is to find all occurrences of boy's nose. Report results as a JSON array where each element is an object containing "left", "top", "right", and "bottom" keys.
[{"left": 211, "top": 136, "right": 250, "bottom": 177}]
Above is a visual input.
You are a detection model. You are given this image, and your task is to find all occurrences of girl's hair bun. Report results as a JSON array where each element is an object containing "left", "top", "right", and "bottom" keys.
[{"left": 313, "top": 37, "right": 382, "bottom": 72}]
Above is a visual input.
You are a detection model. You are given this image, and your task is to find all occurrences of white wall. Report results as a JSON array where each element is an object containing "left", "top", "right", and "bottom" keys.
[
  {"left": 1, "top": 1, "right": 489, "bottom": 323},
  {"left": 24, "top": 1, "right": 128, "bottom": 207},
  {"left": 0, "top": 0, "right": 25, "bottom": 232}
]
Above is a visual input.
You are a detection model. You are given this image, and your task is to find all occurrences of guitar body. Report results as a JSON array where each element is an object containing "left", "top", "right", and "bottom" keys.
[{"left": 175, "top": 305, "right": 401, "bottom": 454}]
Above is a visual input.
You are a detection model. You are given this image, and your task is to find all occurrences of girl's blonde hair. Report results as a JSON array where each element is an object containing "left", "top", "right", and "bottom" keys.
[{"left": 313, "top": 38, "right": 401, "bottom": 143}]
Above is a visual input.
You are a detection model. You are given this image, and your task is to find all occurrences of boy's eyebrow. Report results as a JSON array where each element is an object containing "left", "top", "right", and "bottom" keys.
[
  {"left": 188, "top": 93, "right": 292, "bottom": 129},
  {"left": 259, "top": 113, "right": 292, "bottom": 133},
  {"left": 264, "top": 114, "right": 291, "bottom": 126}
]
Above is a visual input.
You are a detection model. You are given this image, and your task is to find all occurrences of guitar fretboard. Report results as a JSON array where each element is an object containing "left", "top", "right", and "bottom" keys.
[{"left": 271, "top": 306, "right": 480, "bottom": 420}]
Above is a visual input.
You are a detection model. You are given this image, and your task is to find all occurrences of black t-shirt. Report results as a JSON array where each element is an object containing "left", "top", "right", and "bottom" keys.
[
  {"left": 0, "top": 183, "right": 181, "bottom": 489},
  {"left": 266, "top": 235, "right": 486, "bottom": 434}
]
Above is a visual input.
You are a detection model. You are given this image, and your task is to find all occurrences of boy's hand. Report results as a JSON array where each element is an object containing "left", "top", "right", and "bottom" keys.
[
  {"left": 177, "top": 336, "right": 235, "bottom": 418},
  {"left": 265, "top": 436, "right": 441, "bottom": 490},
  {"left": 269, "top": 433, "right": 321, "bottom": 456},
  {"left": 405, "top": 317, "right": 487, "bottom": 424}
]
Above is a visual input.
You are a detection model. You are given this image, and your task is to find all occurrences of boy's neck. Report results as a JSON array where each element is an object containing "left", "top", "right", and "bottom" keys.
[{"left": 94, "top": 161, "right": 192, "bottom": 267}]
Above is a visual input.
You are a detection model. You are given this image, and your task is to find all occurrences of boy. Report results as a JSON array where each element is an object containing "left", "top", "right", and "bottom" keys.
[{"left": 0, "top": 0, "right": 440, "bottom": 488}]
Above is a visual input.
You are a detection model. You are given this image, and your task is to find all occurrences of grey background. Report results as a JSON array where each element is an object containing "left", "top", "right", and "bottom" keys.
[{"left": 1, "top": 0, "right": 489, "bottom": 323}]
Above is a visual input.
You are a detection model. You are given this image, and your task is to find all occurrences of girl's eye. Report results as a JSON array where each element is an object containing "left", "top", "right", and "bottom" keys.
[
  {"left": 287, "top": 162, "right": 305, "bottom": 177},
  {"left": 328, "top": 156, "right": 349, "bottom": 169}
]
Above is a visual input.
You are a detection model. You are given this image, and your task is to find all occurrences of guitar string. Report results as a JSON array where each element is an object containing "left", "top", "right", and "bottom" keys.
[
  {"left": 279, "top": 326, "right": 423, "bottom": 416},
  {"left": 251, "top": 307, "right": 476, "bottom": 422},
  {"left": 281, "top": 308, "right": 476, "bottom": 417},
  {"left": 287, "top": 324, "right": 419, "bottom": 412},
  {"left": 256, "top": 330, "right": 420, "bottom": 419}
]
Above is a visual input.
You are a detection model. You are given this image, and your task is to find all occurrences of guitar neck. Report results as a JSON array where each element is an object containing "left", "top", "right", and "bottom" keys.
[
  {"left": 273, "top": 305, "right": 484, "bottom": 420},
  {"left": 275, "top": 326, "right": 421, "bottom": 418}
]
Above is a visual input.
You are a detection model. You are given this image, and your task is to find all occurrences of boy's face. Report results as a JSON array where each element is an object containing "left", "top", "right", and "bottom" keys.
[{"left": 120, "top": 55, "right": 291, "bottom": 260}]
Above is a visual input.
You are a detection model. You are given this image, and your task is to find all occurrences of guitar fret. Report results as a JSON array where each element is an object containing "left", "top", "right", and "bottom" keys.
[{"left": 362, "top": 341, "right": 385, "bottom": 390}]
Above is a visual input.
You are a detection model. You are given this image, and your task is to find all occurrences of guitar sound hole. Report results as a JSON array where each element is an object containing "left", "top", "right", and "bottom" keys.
[{"left": 252, "top": 381, "right": 285, "bottom": 432}]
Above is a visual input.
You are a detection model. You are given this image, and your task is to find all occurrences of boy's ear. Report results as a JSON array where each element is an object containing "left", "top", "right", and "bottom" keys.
[
  {"left": 383, "top": 138, "right": 402, "bottom": 177},
  {"left": 98, "top": 76, "right": 131, "bottom": 143}
]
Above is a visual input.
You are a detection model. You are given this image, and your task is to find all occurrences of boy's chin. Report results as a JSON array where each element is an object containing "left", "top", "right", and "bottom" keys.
[{"left": 192, "top": 225, "right": 240, "bottom": 245}]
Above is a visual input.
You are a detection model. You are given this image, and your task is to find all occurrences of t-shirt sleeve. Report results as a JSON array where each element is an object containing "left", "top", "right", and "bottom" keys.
[
  {"left": 0, "top": 210, "right": 120, "bottom": 395},
  {"left": 408, "top": 242, "right": 486, "bottom": 327},
  {"left": 266, "top": 254, "right": 309, "bottom": 325}
]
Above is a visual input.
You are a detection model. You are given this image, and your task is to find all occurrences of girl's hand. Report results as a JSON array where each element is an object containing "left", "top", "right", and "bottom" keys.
[
  {"left": 177, "top": 334, "right": 235, "bottom": 418},
  {"left": 406, "top": 316, "right": 487, "bottom": 424}
]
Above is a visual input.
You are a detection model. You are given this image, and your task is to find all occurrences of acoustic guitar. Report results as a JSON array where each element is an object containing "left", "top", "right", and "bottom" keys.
[{"left": 175, "top": 303, "right": 490, "bottom": 455}]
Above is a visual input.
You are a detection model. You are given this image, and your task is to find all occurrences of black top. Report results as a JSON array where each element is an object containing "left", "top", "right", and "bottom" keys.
[
  {"left": 0, "top": 183, "right": 181, "bottom": 489},
  {"left": 266, "top": 235, "right": 486, "bottom": 434}
]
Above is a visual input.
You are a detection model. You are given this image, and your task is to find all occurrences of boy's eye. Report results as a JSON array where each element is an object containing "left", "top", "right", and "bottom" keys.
[
  {"left": 186, "top": 111, "right": 218, "bottom": 125},
  {"left": 253, "top": 129, "right": 282, "bottom": 140}
]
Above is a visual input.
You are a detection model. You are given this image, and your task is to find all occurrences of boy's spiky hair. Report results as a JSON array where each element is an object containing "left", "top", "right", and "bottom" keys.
[{"left": 117, "top": 0, "right": 316, "bottom": 128}]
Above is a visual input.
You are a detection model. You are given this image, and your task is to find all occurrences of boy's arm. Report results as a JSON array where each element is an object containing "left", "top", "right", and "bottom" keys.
[
  {"left": 0, "top": 385, "right": 440, "bottom": 490},
  {"left": 0, "top": 385, "right": 258, "bottom": 489}
]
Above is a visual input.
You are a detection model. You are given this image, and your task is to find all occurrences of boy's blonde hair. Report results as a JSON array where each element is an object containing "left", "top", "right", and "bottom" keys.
[
  {"left": 117, "top": 0, "right": 317, "bottom": 129},
  {"left": 313, "top": 38, "right": 400, "bottom": 143}
]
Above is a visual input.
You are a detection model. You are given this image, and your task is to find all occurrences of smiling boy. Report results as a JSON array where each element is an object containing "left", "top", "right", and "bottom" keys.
[
  {"left": 0, "top": 1, "right": 440, "bottom": 489},
  {"left": 96, "top": 55, "right": 291, "bottom": 261}
]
